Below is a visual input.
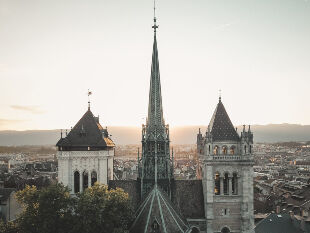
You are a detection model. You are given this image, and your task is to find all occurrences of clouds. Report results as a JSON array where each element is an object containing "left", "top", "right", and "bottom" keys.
[
  {"left": 10, "top": 105, "right": 45, "bottom": 114},
  {"left": 0, "top": 118, "right": 26, "bottom": 130}
]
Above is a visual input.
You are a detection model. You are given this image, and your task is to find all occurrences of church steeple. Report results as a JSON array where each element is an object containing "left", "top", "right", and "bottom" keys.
[
  {"left": 138, "top": 5, "right": 173, "bottom": 199},
  {"left": 147, "top": 9, "right": 164, "bottom": 131}
]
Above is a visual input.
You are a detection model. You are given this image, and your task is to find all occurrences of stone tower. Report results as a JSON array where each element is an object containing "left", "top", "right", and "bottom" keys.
[
  {"left": 56, "top": 104, "right": 115, "bottom": 194},
  {"left": 137, "top": 14, "right": 174, "bottom": 199},
  {"left": 197, "top": 97, "right": 254, "bottom": 233}
]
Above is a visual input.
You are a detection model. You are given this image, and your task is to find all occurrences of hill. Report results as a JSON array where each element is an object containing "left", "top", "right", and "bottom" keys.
[{"left": 0, "top": 124, "right": 309, "bottom": 146}]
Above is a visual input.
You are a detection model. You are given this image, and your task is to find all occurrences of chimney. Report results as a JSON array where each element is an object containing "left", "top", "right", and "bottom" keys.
[{"left": 276, "top": 206, "right": 280, "bottom": 214}]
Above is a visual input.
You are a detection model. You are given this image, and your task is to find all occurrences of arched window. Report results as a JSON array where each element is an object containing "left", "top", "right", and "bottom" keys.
[
  {"left": 221, "top": 227, "right": 230, "bottom": 233},
  {"left": 244, "top": 145, "right": 247, "bottom": 154},
  {"left": 232, "top": 173, "right": 238, "bottom": 195},
  {"left": 249, "top": 145, "right": 252, "bottom": 154},
  {"left": 74, "top": 171, "right": 80, "bottom": 193},
  {"left": 222, "top": 146, "right": 228, "bottom": 155},
  {"left": 230, "top": 146, "right": 235, "bottom": 155},
  {"left": 83, "top": 171, "right": 88, "bottom": 191},
  {"left": 223, "top": 173, "right": 229, "bottom": 195},
  {"left": 208, "top": 145, "right": 211, "bottom": 154},
  {"left": 214, "top": 172, "right": 220, "bottom": 195},
  {"left": 191, "top": 227, "right": 200, "bottom": 233},
  {"left": 152, "top": 220, "right": 160, "bottom": 233},
  {"left": 91, "top": 171, "right": 97, "bottom": 186},
  {"left": 213, "top": 146, "right": 219, "bottom": 155}
]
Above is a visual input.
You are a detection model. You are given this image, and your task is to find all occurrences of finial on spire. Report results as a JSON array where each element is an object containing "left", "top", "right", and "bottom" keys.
[
  {"left": 87, "top": 89, "right": 92, "bottom": 110},
  {"left": 219, "top": 89, "right": 222, "bottom": 102},
  {"left": 152, "top": 0, "right": 158, "bottom": 33}
]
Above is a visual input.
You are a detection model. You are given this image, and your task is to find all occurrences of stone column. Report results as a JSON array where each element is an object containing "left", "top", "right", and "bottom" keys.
[
  {"left": 220, "top": 176, "right": 224, "bottom": 195},
  {"left": 88, "top": 171, "right": 91, "bottom": 188},
  {"left": 229, "top": 177, "right": 232, "bottom": 195}
]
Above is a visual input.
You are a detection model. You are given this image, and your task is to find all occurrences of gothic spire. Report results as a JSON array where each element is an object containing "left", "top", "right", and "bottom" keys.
[{"left": 147, "top": 6, "right": 164, "bottom": 130}]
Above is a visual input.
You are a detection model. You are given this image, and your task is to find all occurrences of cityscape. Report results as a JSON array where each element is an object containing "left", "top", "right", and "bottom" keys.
[{"left": 1, "top": 0, "right": 310, "bottom": 233}]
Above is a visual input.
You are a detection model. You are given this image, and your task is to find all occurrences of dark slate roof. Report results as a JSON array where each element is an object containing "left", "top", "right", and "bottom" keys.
[
  {"left": 172, "top": 180, "right": 205, "bottom": 219},
  {"left": 56, "top": 109, "right": 115, "bottom": 148},
  {"left": 209, "top": 98, "right": 240, "bottom": 142},
  {"left": 130, "top": 185, "right": 190, "bottom": 233},
  {"left": 0, "top": 188, "right": 16, "bottom": 202},
  {"left": 255, "top": 213, "right": 308, "bottom": 233}
]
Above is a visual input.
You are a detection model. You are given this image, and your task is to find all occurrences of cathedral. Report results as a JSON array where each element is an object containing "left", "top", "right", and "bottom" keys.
[{"left": 57, "top": 11, "right": 255, "bottom": 233}]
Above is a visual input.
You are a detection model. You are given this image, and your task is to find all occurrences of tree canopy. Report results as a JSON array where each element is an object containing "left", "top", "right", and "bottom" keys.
[{"left": 1, "top": 183, "right": 133, "bottom": 233}]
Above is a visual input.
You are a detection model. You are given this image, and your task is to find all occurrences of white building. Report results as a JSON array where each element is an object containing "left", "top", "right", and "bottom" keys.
[{"left": 56, "top": 105, "right": 115, "bottom": 194}]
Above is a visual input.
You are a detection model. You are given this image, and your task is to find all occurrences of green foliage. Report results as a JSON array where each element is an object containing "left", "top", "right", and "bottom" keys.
[
  {"left": 13, "top": 183, "right": 133, "bottom": 233},
  {"left": 74, "top": 183, "right": 134, "bottom": 233},
  {"left": 0, "top": 220, "right": 18, "bottom": 233},
  {"left": 15, "top": 184, "right": 74, "bottom": 233}
]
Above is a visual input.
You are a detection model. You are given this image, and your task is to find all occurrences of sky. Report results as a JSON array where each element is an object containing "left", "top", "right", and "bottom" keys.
[{"left": 0, "top": 0, "right": 310, "bottom": 130}]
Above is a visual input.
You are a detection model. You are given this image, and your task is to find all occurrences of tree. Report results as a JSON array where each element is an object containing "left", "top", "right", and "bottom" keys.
[
  {"left": 73, "top": 183, "right": 134, "bottom": 233},
  {"left": 15, "top": 184, "right": 74, "bottom": 233},
  {"left": 14, "top": 183, "right": 133, "bottom": 233},
  {"left": 0, "top": 220, "right": 18, "bottom": 233}
]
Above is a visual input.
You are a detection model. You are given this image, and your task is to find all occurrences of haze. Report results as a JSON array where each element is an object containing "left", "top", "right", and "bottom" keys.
[{"left": 1, "top": 0, "right": 310, "bottom": 130}]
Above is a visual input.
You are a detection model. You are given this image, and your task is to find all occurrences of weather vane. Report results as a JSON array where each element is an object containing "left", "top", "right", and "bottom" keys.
[
  {"left": 88, "top": 89, "right": 92, "bottom": 110},
  {"left": 219, "top": 89, "right": 222, "bottom": 101}
]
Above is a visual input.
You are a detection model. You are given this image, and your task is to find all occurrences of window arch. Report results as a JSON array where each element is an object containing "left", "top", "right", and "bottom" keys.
[
  {"left": 222, "top": 146, "right": 228, "bottom": 155},
  {"left": 191, "top": 227, "right": 200, "bottom": 233},
  {"left": 214, "top": 172, "right": 220, "bottom": 195},
  {"left": 83, "top": 171, "right": 88, "bottom": 191},
  {"left": 230, "top": 146, "right": 235, "bottom": 155},
  {"left": 232, "top": 173, "right": 238, "bottom": 195},
  {"left": 91, "top": 171, "right": 97, "bottom": 186},
  {"left": 223, "top": 173, "right": 229, "bottom": 195},
  {"left": 213, "top": 146, "right": 219, "bottom": 155},
  {"left": 221, "top": 227, "right": 230, "bottom": 233},
  {"left": 74, "top": 171, "right": 80, "bottom": 193}
]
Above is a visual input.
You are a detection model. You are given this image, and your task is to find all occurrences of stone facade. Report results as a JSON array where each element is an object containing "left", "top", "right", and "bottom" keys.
[
  {"left": 58, "top": 150, "right": 114, "bottom": 194},
  {"left": 197, "top": 98, "right": 255, "bottom": 233}
]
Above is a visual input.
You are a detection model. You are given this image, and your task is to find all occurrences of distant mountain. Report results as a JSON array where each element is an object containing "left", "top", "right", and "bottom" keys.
[{"left": 0, "top": 124, "right": 309, "bottom": 146}]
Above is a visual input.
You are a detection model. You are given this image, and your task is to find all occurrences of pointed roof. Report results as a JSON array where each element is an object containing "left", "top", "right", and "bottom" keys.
[
  {"left": 130, "top": 185, "right": 190, "bottom": 233},
  {"left": 147, "top": 21, "right": 165, "bottom": 131},
  {"left": 209, "top": 97, "right": 240, "bottom": 142},
  {"left": 56, "top": 109, "right": 115, "bottom": 149}
]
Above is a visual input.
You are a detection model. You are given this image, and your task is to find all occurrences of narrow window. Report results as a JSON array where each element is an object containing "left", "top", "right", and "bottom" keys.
[
  {"left": 222, "top": 146, "right": 227, "bottom": 155},
  {"left": 213, "top": 146, "right": 219, "bottom": 155},
  {"left": 224, "top": 173, "right": 229, "bottom": 195},
  {"left": 83, "top": 171, "right": 88, "bottom": 191},
  {"left": 232, "top": 173, "right": 238, "bottom": 195},
  {"left": 230, "top": 146, "right": 235, "bottom": 155},
  {"left": 74, "top": 171, "right": 80, "bottom": 193},
  {"left": 91, "top": 171, "right": 97, "bottom": 186},
  {"left": 214, "top": 172, "right": 220, "bottom": 195}
]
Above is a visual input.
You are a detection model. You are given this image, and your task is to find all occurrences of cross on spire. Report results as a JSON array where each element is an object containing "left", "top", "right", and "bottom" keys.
[
  {"left": 152, "top": 0, "right": 158, "bottom": 33},
  {"left": 219, "top": 89, "right": 222, "bottom": 102}
]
